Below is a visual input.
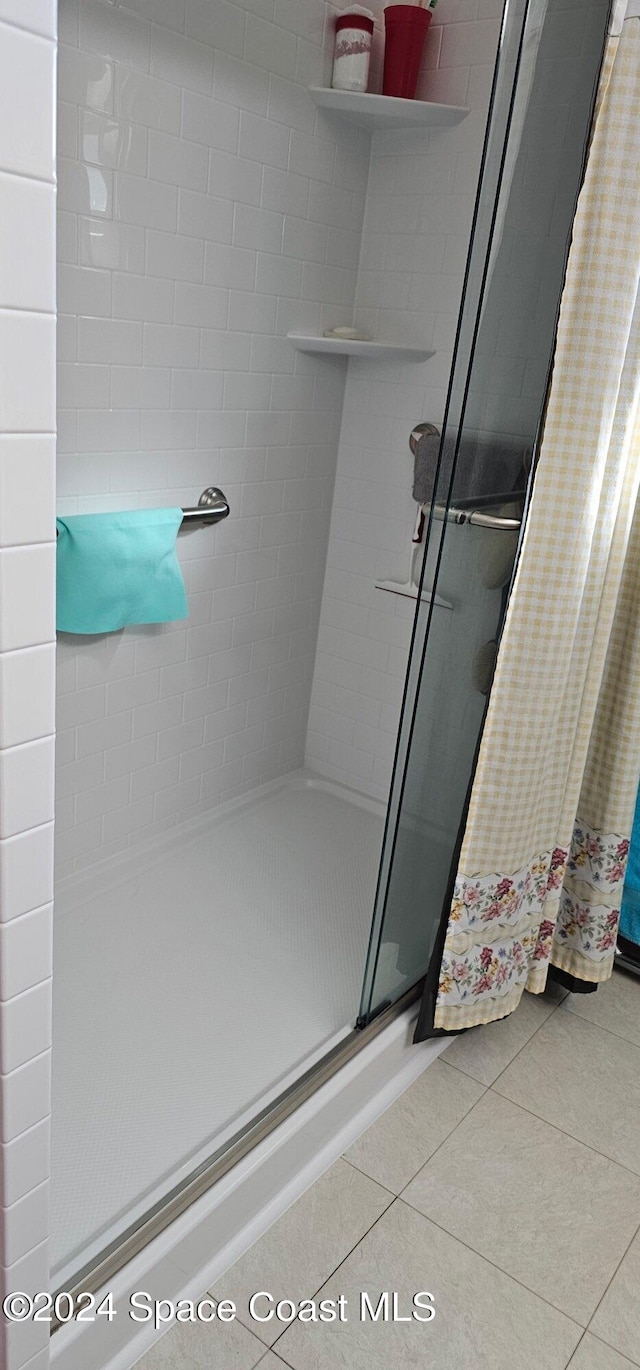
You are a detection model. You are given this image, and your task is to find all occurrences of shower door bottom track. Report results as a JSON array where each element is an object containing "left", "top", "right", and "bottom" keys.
[{"left": 52, "top": 980, "right": 425, "bottom": 1333}]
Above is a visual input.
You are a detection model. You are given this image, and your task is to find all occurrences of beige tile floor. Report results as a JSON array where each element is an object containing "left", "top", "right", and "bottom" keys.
[{"left": 135, "top": 970, "right": 640, "bottom": 1370}]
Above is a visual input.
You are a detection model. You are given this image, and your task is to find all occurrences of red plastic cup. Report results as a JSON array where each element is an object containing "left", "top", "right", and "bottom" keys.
[{"left": 382, "top": 5, "right": 432, "bottom": 100}]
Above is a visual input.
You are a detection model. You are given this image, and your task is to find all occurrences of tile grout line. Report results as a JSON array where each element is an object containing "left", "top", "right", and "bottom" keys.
[
  {"left": 489, "top": 1075, "right": 640, "bottom": 1185},
  {"left": 391, "top": 1085, "right": 492, "bottom": 1191},
  {"left": 260, "top": 1347, "right": 295, "bottom": 1368},
  {"left": 257, "top": 1339, "right": 295, "bottom": 1368},
  {"left": 439, "top": 991, "right": 567, "bottom": 1090},
  {"left": 266, "top": 1179, "right": 398, "bottom": 1355},
  {"left": 561, "top": 1328, "right": 589, "bottom": 1368},
  {"left": 541, "top": 993, "right": 640, "bottom": 1055},
  {"left": 585, "top": 1209, "right": 640, "bottom": 1349},
  {"left": 486, "top": 997, "right": 570, "bottom": 1091},
  {"left": 393, "top": 1195, "right": 586, "bottom": 1334},
  {"left": 580, "top": 1329, "right": 640, "bottom": 1370},
  {"left": 561, "top": 998, "right": 640, "bottom": 1055},
  {"left": 340, "top": 1058, "right": 490, "bottom": 1194},
  {"left": 484, "top": 997, "right": 640, "bottom": 1185}
]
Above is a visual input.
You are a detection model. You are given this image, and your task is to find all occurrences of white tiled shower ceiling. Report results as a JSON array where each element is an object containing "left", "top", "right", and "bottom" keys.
[{"left": 56, "top": 0, "right": 507, "bottom": 874}]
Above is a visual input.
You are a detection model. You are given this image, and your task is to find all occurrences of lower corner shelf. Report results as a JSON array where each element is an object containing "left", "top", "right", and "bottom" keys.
[{"left": 375, "top": 580, "right": 454, "bottom": 610}]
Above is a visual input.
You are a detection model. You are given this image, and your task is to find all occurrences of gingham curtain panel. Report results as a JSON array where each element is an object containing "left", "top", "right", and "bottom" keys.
[{"left": 433, "top": 20, "right": 640, "bottom": 1032}]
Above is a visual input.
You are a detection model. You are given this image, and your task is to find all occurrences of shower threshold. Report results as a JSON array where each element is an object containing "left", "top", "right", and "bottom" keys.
[{"left": 52, "top": 770, "right": 386, "bottom": 1292}]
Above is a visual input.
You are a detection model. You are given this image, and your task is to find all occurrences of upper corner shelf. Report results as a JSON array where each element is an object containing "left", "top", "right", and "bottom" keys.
[
  {"left": 308, "top": 86, "right": 469, "bottom": 131},
  {"left": 288, "top": 333, "right": 434, "bottom": 363}
]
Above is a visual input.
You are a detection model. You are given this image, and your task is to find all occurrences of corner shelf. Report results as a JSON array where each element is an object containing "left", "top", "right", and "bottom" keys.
[
  {"left": 288, "top": 333, "right": 434, "bottom": 363},
  {"left": 309, "top": 86, "right": 469, "bottom": 131},
  {"left": 375, "top": 580, "right": 454, "bottom": 610}
]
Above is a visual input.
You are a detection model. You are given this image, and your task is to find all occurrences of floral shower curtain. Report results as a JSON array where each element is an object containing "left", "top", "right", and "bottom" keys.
[{"left": 428, "top": 15, "right": 640, "bottom": 1034}]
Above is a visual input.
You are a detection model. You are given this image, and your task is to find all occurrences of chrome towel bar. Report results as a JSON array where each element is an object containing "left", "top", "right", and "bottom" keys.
[
  {"left": 408, "top": 419, "right": 525, "bottom": 531},
  {"left": 181, "top": 486, "right": 230, "bottom": 526},
  {"left": 432, "top": 502, "right": 522, "bottom": 531},
  {"left": 432, "top": 489, "right": 525, "bottom": 530}
]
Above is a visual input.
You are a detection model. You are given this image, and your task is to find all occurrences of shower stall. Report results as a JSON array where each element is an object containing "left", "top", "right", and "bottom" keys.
[{"left": 49, "top": 0, "right": 610, "bottom": 1341}]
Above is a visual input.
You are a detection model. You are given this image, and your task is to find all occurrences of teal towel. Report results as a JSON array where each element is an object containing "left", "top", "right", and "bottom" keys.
[{"left": 56, "top": 508, "right": 189, "bottom": 634}]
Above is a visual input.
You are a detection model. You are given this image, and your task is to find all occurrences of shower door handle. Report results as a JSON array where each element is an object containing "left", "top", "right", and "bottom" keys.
[
  {"left": 432, "top": 504, "right": 522, "bottom": 530},
  {"left": 465, "top": 509, "right": 521, "bottom": 530}
]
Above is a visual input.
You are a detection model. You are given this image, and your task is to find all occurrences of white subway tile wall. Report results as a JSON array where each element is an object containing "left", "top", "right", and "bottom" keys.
[
  {"left": 56, "top": 0, "right": 517, "bottom": 873},
  {"left": 56, "top": 0, "right": 372, "bottom": 877},
  {"left": 0, "top": 7, "right": 56, "bottom": 1369}
]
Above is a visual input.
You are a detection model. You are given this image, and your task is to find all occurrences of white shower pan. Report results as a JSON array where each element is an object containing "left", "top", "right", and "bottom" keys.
[{"left": 51, "top": 772, "right": 385, "bottom": 1288}]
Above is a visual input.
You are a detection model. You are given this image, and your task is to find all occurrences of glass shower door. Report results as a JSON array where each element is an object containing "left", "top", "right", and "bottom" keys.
[{"left": 359, "top": 0, "right": 611, "bottom": 1025}]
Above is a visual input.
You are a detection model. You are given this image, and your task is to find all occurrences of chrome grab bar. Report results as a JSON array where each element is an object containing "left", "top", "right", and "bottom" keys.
[{"left": 432, "top": 500, "right": 523, "bottom": 531}]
